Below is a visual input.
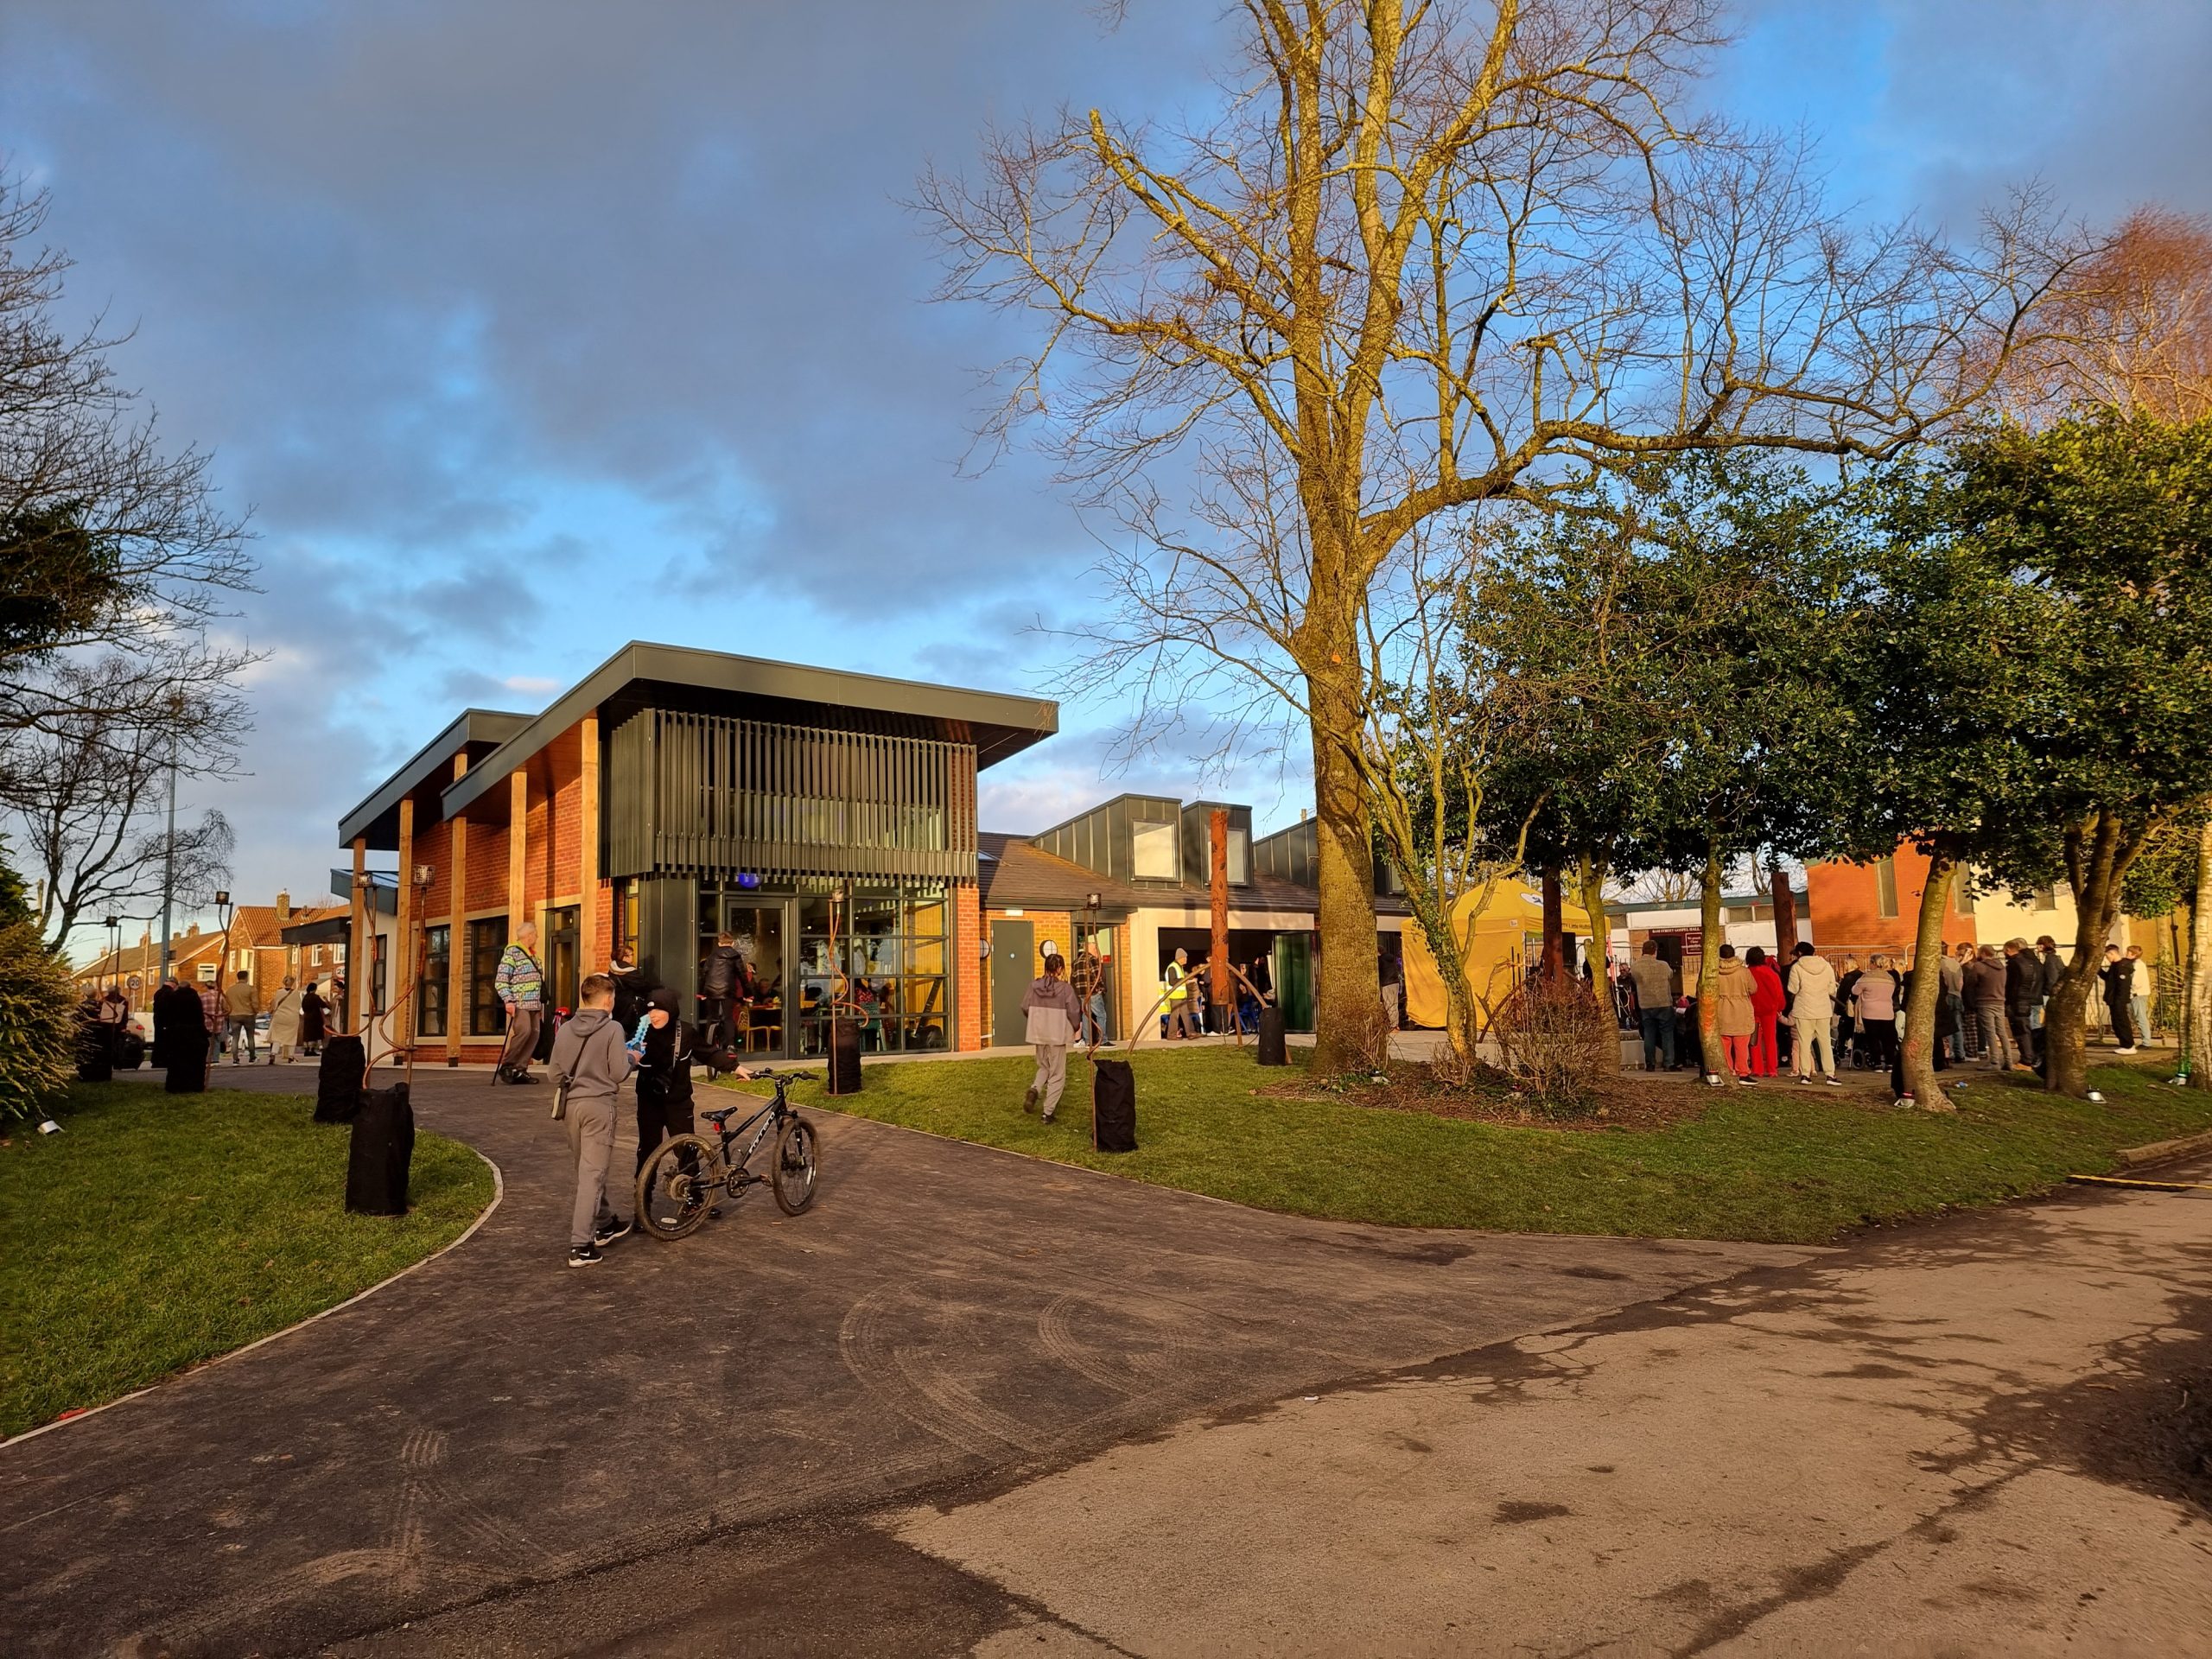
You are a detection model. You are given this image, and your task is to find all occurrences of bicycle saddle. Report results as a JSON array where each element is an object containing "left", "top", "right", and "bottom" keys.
[{"left": 700, "top": 1103, "right": 744, "bottom": 1126}]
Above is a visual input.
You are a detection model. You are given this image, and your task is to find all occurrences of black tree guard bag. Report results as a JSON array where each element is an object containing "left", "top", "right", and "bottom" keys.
[
  {"left": 346, "top": 1082, "right": 416, "bottom": 1216},
  {"left": 315, "top": 1037, "right": 366, "bottom": 1123},
  {"left": 1092, "top": 1057, "right": 1137, "bottom": 1153},
  {"left": 1256, "top": 1006, "right": 1288, "bottom": 1065}
]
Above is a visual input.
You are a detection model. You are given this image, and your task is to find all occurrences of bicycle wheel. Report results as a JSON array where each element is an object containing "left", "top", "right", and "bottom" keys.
[
  {"left": 636, "top": 1134, "right": 725, "bottom": 1240},
  {"left": 770, "top": 1115, "right": 819, "bottom": 1216}
]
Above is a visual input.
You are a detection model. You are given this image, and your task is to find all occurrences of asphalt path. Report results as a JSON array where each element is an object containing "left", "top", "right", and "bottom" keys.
[{"left": 2, "top": 1064, "right": 1810, "bottom": 1656}]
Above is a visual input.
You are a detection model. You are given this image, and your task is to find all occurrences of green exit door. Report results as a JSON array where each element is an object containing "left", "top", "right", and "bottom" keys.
[
  {"left": 1273, "top": 933, "right": 1314, "bottom": 1032},
  {"left": 990, "top": 919, "right": 1033, "bottom": 1046}
]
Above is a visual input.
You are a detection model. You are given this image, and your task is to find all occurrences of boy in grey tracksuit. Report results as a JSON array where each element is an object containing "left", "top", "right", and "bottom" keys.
[{"left": 550, "top": 974, "right": 632, "bottom": 1267}]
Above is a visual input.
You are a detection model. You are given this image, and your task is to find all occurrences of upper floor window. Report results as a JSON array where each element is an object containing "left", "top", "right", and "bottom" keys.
[
  {"left": 1875, "top": 857, "right": 1899, "bottom": 918},
  {"left": 1132, "top": 822, "right": 1178, "bottom": 880}
]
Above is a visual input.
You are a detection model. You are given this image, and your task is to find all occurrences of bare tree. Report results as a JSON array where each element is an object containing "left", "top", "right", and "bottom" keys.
[
  {"left": 1617, "top": 869, "right": 1698, "bottom": 905},
  {"left": 3, "top": 658, "right": 238, "bottom": 952},
  {"left": 0, "top": 175, "right": 256, "bottom": 746},
  {"left": 1357, "top": 529, "right": 1542, "bottom": 1063},
  {"left": 1991, "top": 207, "right": 2212, "bottom": 425},
  {"left": 921, "top": 0, "right": 2086, "bottom": 1067}
]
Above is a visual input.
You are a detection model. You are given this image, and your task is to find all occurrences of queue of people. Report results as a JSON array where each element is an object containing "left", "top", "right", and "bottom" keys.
[{"left": 1620, "top": 931, "right": 2158, "bottom": 1089}]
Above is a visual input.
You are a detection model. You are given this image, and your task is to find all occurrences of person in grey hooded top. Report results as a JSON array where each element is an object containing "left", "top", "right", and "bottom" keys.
[{"left": 550, "top": 974, "right": 633, "bottom": 1267}]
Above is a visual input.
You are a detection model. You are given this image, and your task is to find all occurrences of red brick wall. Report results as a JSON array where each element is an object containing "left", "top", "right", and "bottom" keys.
[
  {"left": 522, "top": 730, "right": 585, "bottom": 912},
  {"left": 1807, "top": 842, "right": 1979, "bottom": 961},
  {"left": 954, "top": 879, "right": 982, "bottom": 1051}
]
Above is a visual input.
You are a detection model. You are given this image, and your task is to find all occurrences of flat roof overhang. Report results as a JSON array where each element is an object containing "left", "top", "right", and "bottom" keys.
[
  {"left": 439, "top": 642, "right": 1058, "bottom": 822},
  {"left": 337, "top": 709, "right": 532, "bottom": 852}
]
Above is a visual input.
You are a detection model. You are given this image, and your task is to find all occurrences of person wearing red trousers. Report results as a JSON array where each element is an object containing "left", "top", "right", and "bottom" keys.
[{"left": 1745, "top": 944, "right": 1786, "bottom": 1077}]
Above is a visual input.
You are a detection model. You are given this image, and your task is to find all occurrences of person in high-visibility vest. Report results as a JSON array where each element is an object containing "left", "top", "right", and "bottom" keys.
[{"left": 1164, "top": 947, "right": 1199, "bottom": 1040}]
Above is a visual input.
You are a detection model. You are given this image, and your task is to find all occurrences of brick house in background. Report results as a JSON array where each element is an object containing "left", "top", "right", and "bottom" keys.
[
  {"left": 73, "top": 892, "right": 353, "bottom": 1001},
  {"left": 1806, "top": 841, "right": 2146, "bottom": 964}
]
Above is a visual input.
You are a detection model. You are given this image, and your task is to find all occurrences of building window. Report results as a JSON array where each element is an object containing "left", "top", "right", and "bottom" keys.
[
  {"left": 1225, "top": 827, "right": 1250, "bottom": 887},
  {"left": 1955, "top": 875, "right": 1974, "bottom": 916},
  {"left": 465, "top": 918, "right": 509, "bottom": 1036},
  {"left": 418, "top": 925, "right": 450, "bottom": 1038},
  {"left": 1132, "top": 822, "right": 1178, "bottom": 880},
  {"left": 2032, "top": 886, "right": 2058, "bottom": 912},
  {"left": 614, "top": 878, "right": 639, "bottom": 962},
  {"left": 197, "top": 963, "right": 217, "bottom": 983},
  {"left": 1875, "top": 857, "right": 1898, "bottom": 918},
  {"left": 795, "top": 882, "right": 950, "bottom": 1054}
]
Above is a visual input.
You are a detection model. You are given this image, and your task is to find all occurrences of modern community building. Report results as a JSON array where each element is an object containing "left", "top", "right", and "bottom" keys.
[
  {"left": 336, "top": 642, "right": 1419, "bottom": 1064},
  {"left": 340, "top": 641, "right": 2172, "bottom": 1066}
]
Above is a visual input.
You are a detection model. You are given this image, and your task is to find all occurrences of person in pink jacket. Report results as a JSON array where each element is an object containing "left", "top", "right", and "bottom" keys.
[{"left": 1020, "top": 950, "right": 1082, "bottom": 1123}]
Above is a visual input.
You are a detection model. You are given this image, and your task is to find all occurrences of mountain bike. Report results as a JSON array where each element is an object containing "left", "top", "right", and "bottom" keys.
[{"left": 634, "top": 1068, "right": 820, "bottom": 1239}]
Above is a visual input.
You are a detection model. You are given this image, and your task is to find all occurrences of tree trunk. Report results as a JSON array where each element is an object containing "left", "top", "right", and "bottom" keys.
[
  {"left": 2190, "top": 820, "right": 2212, "bottom": 1090},
  {"left": 1306, "top": 658, "right": 1379, "bottom": 1074},
  {"left": 1574, "top": 853, "right": 1612, "bottom": 1007},
  {"left": 1899, "top": 853, "right": 1956, "bottom": 1111},
  {"left": 1540, "top": 868, "right": 1565, "bottom": 980},
  {"left": 2046, "top": 813, "right": 2125, "bottom": 1098},
  {"left": 1769, "top": 860, "right": 1800, "bottom": 959},
  {"left": 1697, "top": 843, "right": 1727, "bottom": 1080}
]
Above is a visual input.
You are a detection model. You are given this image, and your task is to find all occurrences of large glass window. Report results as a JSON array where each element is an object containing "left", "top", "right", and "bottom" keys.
[
  {"left": 1226, "top": 827, "right": 1250, "bottom": 886},
  {"left": 1875, "top": 856, "right": 1899, "bottom": 918},
  {"left": 797, "top": 882, "right": 949, "bottom": 1056},
  {"left": 465, "top": 918, "right": 507, "bottom": 1036},
  {"left": 418, "top": 924, "right": 450, "bottom": 1038}
]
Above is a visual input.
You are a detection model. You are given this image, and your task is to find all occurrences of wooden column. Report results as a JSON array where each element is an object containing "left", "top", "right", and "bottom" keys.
[
  {"left": 1769, "top": 860, "right": 1800, "bottom": 959},
  {"left": 446, "top": 753, "right": 468, "bottom": 1065},
  {"left": 395, "top": 795, "right": 416, "bottom": 1052},
  {"left": 508, "top": 766, "right": 530, "bottom": 944},
  {"left": 579, "top": 710, "right": 601, "bottom": 975},
  {"left": 1209, "top": 809, "right": 1230, "bottom": 1031},
  {"left": 349, "top": 836, "right": 368, "bottom": 1031}
]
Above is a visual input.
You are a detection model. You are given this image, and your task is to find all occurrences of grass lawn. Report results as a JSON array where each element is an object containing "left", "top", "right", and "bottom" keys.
[
  {"left": 0, "top": 1082, "right": 493, "bottom": 1440},
  {"left": 718, "top": 1048, "right": 2212, "bottom": 1247}
]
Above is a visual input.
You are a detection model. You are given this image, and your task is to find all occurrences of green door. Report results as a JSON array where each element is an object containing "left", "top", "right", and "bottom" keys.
[
  {"left": 1273, "top": 933, "right": 1314, "bottom": 1032},
  {"left": 990, "top": 920, "right": 1033, "bottom": 1046}
]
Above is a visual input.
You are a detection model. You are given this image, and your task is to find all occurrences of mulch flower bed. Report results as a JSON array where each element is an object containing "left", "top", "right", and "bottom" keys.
[{"left": 1255, "top": 1060, "right": 1901, "bottom": 1130}]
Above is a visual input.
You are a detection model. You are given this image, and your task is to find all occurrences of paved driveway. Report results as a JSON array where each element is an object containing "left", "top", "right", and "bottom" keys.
[{"left": 2, "top": 1067, "right": 1809, "bottom": 1656}]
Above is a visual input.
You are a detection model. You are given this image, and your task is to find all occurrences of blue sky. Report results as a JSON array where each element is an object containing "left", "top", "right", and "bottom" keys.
[{"left": 4, "top": 1, "right": 2209, "bottom": 918}]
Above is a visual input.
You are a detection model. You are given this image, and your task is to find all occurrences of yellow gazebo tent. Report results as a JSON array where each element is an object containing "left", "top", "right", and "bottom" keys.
[{"left": 1402, "top": 879, "right": 1593, "bottom": 1029}]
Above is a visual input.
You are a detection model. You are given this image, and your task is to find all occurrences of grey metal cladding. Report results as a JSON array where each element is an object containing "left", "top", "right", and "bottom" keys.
[
  {"left": 606, "top": 708, "right": 977, "bottom": 881},
  {"left": 442, "top": 641, "right": 1055, "bottom": 823}
]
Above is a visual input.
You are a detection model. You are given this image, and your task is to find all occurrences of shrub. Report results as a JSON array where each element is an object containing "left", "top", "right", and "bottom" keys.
[
  {"left": 1490, "top": 973, "right": 1618, "bottom": 1117},
  {"left": 0, "top": 922, "right": 75, "bottom": 1121}
]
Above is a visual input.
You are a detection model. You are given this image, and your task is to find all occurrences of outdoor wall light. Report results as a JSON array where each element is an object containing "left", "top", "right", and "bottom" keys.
[{"left": 1086, "top": 890, "right": 1102, "bottom": 909}]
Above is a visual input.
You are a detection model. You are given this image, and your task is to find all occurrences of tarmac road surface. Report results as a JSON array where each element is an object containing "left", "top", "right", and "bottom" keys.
[{"left": 4, "top": 1065, "right": 1812, "bottom": 1656}]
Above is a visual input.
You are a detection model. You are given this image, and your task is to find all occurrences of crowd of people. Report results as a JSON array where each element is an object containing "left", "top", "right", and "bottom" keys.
[
  {"left": 1619, "top": 932, "right": 2157, "bottom": 1093},
  {"left": 1156, "top": 946, "right": 1273, "bottom": 1038},
  {"left": 76, "top": 968, "right": 338, "bottom": 1090}
]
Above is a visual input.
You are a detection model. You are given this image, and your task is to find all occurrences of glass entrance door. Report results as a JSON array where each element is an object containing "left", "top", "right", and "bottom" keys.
[
  {"left": 545, "top": 906, "right": 581, "bottom": 1015},
  {"left": 720, "top": 898, "right": 786, "bottom": 1056}
]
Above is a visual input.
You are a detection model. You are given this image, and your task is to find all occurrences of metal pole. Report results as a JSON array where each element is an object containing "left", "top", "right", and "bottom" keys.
[{"left": 159, "top": 731, "right": 177, "bottom": 982}]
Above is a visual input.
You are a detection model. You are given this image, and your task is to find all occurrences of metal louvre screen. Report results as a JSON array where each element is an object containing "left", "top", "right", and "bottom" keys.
[{"left": 606, "top": 709, "right": 976, "bottom": 881}]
